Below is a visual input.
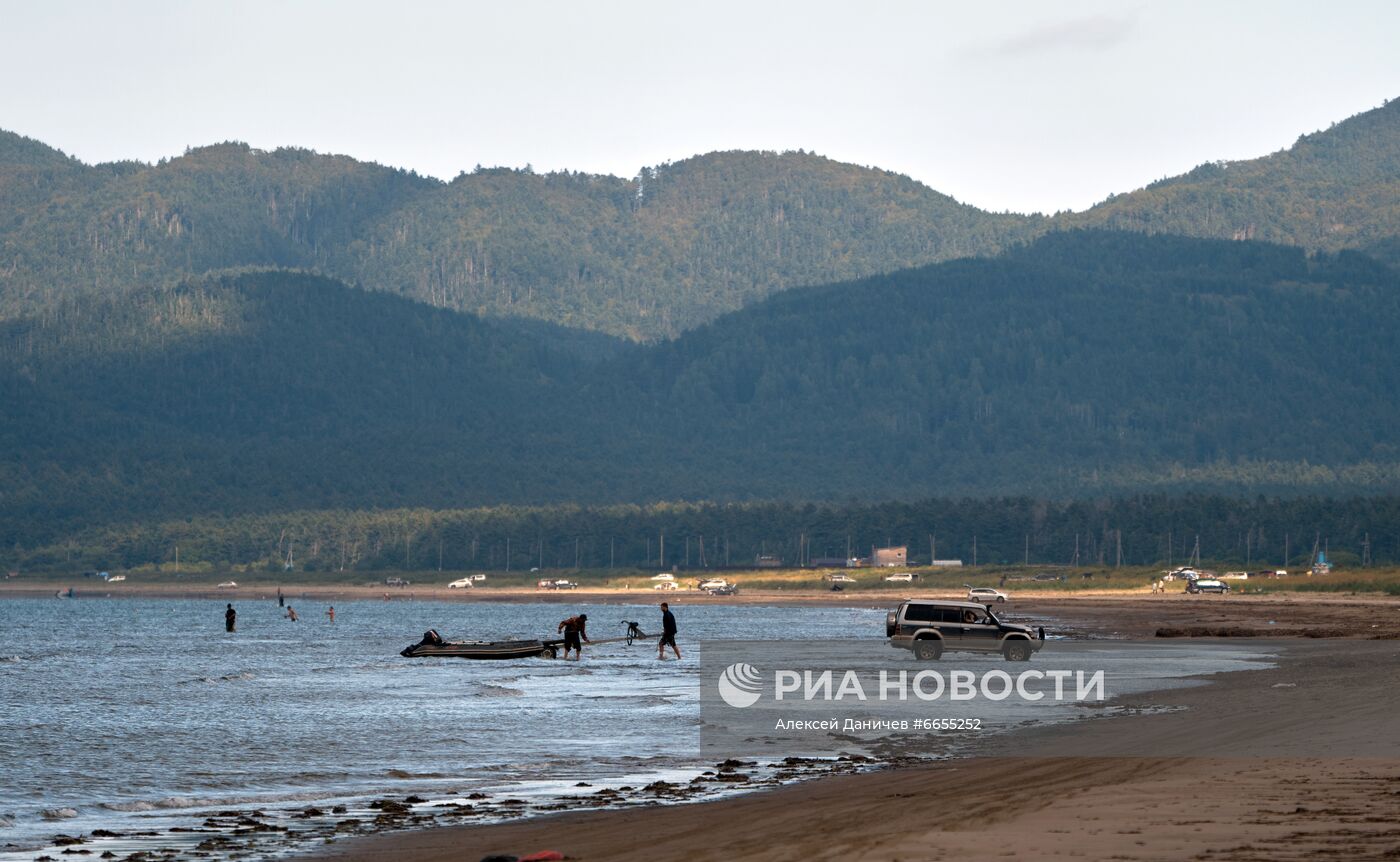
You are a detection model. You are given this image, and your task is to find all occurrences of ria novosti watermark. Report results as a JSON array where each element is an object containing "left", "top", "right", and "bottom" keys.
[
  {"left": 718, "top": 662, "right": 1105, "bottom": 709},
  {"left": 700, "top": 639, "right": 1287, "bottom": 758}
]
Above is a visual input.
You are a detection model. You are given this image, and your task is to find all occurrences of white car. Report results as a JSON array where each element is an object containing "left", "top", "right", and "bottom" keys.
[
  {"left": 654, "top": 581, "right": 678, "bottom": 591},
  {"left": 827, "top": 573, "right": 856, "bottom": 584},
  {"left": 697, "top": 578, "right": 729, "bottom": 590},
  {"left": 471, "top": 574, "right": 487, "bottom": 581},
  {"left": 968, "top": 587, "right": 1009, "bottom": 603},
  {"left": 447, "top": 577, "right": 474, "bottom": 589},
  {"left": 883, "top": 573, "right": 914, "bottom": 583},
  {"left": 217, "top": 581, "right": 238, "bottom": 588},
  {"left": 651, "top": 573, "right": 675, "bottom": 581}
]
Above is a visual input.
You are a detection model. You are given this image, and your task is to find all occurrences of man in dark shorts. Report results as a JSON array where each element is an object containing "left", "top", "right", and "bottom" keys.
[
  {"left": 558, "top": 613, "right": 589, "bottom": 660},
  {"left": 225, "top": 603, "right": 236, "bottom": 633},
  {"left": 658, "top": 602, "right": 679, "bottom": 661}
]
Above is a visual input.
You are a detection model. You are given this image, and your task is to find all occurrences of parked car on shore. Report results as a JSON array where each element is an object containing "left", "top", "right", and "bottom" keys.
[
  {"left": 1186, "top": 578, "right": 1230, "bottom": 594},
  {"left": 826, "top": 573, "right": 857, "bottom": 584},
  {"left": 967, "top": 587, "right": 1009, "bottom": 603},
  {"left": 446, "top": 577, "right": 475, "bottom": 589},
  {"left": 217, "top": 581, "right": 238, "bottom": 588},
  {"left": 384, "top": 577, "right": 410, "bottom": 587},
  {"left": 553, "top": 579, "right": 578, "bottom": 590},
  {"left": 883, "top": 572, "right": 914, "bottom": 582},
  {"left": 707, "top": 584, "right": 739, "bottom": 596},
  {"left": 697, "top": 578, "right": 729, "bottom": 590},
  {"left": 654, "top": 581, "right": 678, "bottom": 591}
]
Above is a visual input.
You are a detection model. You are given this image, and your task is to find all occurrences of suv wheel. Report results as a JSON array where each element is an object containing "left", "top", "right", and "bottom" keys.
[
  {"left": 913, "top": 639, "right": 943, "bottom": 661},
  {"left": 1002, "top": 640, "right": 1031, "bottom": 662}
]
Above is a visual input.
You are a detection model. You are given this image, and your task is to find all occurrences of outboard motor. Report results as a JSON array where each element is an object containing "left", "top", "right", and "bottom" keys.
[{"left": 400, "top": 629, "right": 445, "bottom": 657}]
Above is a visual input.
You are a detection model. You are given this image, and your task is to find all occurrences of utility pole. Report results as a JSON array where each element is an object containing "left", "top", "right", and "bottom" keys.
[
  {"left": 610, "top": 537, "right": 615, "bottom": 569},
  {"left": 1024, "top": 534, "right": 1029, "bottom": 566},
  {"left": 659, "top": 531, "right": 665, "bottom": 570},
  {"left": 1115, "top": 530, "right": 1122, "bottom": 568},
  {"left": 438, "top": 538, "right": 443, "bottom": 572},
  {"left": 575, "top": 538, "right": 580, "bottom": 570},
  {"left": 972, "top": 535, "right": 978, "bottom": 567},
  {"left": 506, "top": 537, "right": 511, "bottom": 571}
]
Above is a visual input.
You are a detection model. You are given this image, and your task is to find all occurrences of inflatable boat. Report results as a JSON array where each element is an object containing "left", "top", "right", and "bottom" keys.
[{"left": 400, "top": 630, "right": 564, "bottom": 660}]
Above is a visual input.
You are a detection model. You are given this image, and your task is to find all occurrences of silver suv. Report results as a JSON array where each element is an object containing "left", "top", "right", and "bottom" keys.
[{"left": 887, "top": 600, "right": 1045, "bottom": 662}]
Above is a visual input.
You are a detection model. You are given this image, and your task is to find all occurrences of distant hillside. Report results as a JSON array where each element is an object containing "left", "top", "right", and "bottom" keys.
[
  {"left": 1070, "top": 99, "right": 1400, "bottom": 262},
  {"left": 3, "top": 99, "right": 1397, "bottom": 339},
  {"left": 6, "top": 232, "right": 1400, "bottom": 545},
  {"left": 0, "top": 140, "right": 1036, "bottom": 339},
  {"left": 612, "top": 230, "right": 1400, "bottom": 499}
]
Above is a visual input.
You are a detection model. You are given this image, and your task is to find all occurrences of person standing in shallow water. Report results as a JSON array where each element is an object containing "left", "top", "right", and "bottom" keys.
[
  {"left": 286, "top": 606, "right": 299, "bottom": 622},
  {"left": 225, "top": 603, "right": 236, "bottom": 633},
  {"left": 658, "top": 602, "right": 680, "bottom": 661},
  {"left": 326, "top": 606, "right": 335, "bottom": 623}
]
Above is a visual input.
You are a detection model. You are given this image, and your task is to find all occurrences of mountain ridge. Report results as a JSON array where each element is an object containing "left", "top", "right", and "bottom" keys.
[{"left": 4, "top": 97, "right": 1394, "bottom": 338}]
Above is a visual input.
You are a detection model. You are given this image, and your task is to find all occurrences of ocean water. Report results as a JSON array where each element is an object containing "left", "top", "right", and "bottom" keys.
[
  {"left": 0, "top": 596, "right": 887, "bottom": 853},
  {"left": 0, "top": 596, "right": 1274, "bottom": 859}
]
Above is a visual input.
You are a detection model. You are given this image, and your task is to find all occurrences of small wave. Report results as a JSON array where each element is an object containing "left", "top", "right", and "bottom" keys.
[
  {"left": 101, "top": 801, "right": 157, "bottom": 812},
  {"left": 0, "top": 814, "right": 15, "bottom": 827},
  {"left": 41, "top": 807, "right": 79, "bottom": 820},
  {"left": 475, "top": 684, "right": 524, "bottom": 697},
  {"left": 385, "top": 769, "right": 454, "bottom": 780},
  {"left": 0, "top": 655, "right": 22, "bottom": 663}
]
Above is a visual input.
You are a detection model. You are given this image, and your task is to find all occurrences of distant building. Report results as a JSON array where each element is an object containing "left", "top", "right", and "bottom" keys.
[
  {"left": 871, "top": 546, "right": 907, "bottom": 567},
  {"left": 929, "top": 559, "right": 964, "bottom": 567},
  {"left": 755, "top": 554, "right": 783, "bottom": 568}
]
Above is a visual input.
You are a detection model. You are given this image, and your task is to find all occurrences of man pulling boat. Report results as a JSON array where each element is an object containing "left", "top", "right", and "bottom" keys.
[{"left": 558, "top": 613, "right": 590, "bottom": 660}]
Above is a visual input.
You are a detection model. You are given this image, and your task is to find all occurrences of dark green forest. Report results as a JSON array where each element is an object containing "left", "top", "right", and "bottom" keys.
[
  {"left": 3, "top": 99, "right": 1397, "bottom": 340},
  {"left": 4, "top": 231, "right": 1400, "bottom": 554},
  {"left": 11, "top": 494, "right": 1400, "bottom": 574},
  {"left": 4, "top": 100, "right": 1400, "bottom": 562}
]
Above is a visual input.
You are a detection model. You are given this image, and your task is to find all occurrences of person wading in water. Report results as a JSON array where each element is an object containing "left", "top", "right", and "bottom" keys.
[
  {"left": 225, "top": 603, "right": 237, "bottom": 633},
  {"left": 557, "top": 613, "right": 589, "bottom": 660},
  {"left": 658, "top": 602, "right": 680, "bottom": 661}
]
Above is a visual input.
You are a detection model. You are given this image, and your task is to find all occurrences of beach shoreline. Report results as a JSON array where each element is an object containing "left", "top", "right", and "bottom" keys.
[
  {"left": 8, "top": 579, "right": 1400, "bottom": 639},
  {"left": 278, "top": 594, "right": 1400, "bottom": 862},
  {"left": 299, "top": 636, "right": 1400, "bottom": 862}
]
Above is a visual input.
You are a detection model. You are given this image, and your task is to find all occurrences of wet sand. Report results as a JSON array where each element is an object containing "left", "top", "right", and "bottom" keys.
[{"left": 299, "top": 598, "right": 1400, "bottom": 862}]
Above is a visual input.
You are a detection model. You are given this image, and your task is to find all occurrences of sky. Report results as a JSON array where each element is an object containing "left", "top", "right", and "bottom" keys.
[{"left": 1, "top": 0, "right": 1396, "bottom": 214}]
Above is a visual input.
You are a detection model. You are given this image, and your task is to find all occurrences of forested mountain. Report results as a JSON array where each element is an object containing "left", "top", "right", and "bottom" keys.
[
  {"left": 5, "top": 232, "right": 1400, "bottom": 548},
  {"left": 0, "top": 137, "right": 1036, "bottom": 339},
  {"left": 3, "top": 98, "right": 1395, "bottom": 340},
  {"left": 1069, "top": 98, "right": 1400, "bottom": 265}
]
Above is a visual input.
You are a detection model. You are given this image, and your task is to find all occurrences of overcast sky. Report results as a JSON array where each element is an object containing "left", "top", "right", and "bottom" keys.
[{"left": 2, "top": 0, "right": 1396, "bottom": 214}]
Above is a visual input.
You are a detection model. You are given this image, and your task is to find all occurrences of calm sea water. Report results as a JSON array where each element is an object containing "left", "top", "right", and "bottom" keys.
[
  {"left": 0, "top": 596, "right": 885, "bottom": 852},
  {"left": 0, "top": 595, "right": 1273, "bottom": 858}
]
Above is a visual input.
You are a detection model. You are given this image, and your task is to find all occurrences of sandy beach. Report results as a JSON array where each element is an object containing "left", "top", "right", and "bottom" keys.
[{"left": 280, "top": 593, "right": 1400, "bottom": 862}]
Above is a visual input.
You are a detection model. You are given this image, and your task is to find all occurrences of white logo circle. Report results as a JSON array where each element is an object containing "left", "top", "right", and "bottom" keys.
[{"left": 717, "top": 662, "right": 762, "bottom": 708}]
